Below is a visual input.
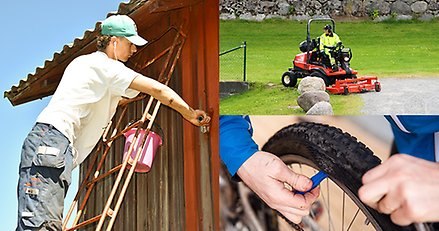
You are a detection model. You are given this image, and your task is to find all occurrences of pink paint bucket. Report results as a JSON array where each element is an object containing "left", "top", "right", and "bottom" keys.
[{"left": 123, "top": 128, "right": 163, "bottom": 173}]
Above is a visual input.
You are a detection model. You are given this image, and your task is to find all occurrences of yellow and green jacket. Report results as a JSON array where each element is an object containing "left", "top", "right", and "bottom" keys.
[{"left": 319, "top": 32, "right": 341, "bottom": 55}]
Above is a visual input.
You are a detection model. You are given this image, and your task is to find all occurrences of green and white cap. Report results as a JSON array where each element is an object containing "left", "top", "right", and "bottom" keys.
[{"left": 101, "top": 15, "right": 147, "bottom": 46}]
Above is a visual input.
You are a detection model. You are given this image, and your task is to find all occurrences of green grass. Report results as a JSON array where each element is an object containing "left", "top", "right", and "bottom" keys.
[
  {"left": 220, "top": 82, "right": 363, "bottom": 115},
  {"left": 220, "top": 19, "right": 439, "bottom": 114}
]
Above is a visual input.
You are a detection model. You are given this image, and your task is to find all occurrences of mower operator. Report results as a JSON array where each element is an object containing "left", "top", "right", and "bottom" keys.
[
  {"left": 16, "top": 15, "right": 210, "bottom": 231},
  {"left": 319, "top": 24, "right": 341, "bottom": 71}
]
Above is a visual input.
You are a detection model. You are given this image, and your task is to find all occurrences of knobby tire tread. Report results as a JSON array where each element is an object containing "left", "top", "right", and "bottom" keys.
[{"left": 262, "top": 122, "right": 415, "bottom": 231}]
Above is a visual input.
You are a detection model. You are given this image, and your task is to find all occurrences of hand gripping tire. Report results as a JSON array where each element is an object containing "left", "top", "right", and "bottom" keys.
[{"left": 262, "top": 122, "right": 416, "bottom": 231}]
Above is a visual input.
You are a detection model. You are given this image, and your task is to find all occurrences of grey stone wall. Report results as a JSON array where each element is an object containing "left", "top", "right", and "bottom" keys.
[{"left": 219, "top": 0, "right": 439, "bottom": 21}]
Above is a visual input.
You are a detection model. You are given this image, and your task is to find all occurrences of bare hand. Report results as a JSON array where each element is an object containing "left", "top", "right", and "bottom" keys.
[
  {"left": 185, "top": 109, "right": 211, "bottom": 126},
  {"left": 237, "top": 151, "right": 320, "bottom": 224},
  {"left": 359, "top": 154, "right": 439, "bottom": 226}
]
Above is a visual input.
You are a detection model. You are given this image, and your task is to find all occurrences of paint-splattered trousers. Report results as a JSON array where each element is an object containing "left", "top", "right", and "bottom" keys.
[{"left": 16, "top": 123, "right": 73, "bottom": 231}]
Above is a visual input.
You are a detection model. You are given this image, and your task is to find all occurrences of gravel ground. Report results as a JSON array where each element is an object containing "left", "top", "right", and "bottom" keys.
[{"left": 361, "top": 77, "right": 439, "bottom": 114}]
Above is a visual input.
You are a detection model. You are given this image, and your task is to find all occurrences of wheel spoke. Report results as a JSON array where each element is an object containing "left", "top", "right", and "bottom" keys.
[
  {"left": 319, "top": 179, "right": 336, "bottom": 231},
  {"left": 284, "top": 162, "right": 373, "bottom": 231},
  {"left": 309, "top": 207, "right": 316, "bottom": 220},
  {"left": 327, "top": 179, "right": 335, "bottom": 231},
  {"left": 342, "top": 192, "right": 346, "bottom": 231},
  {"left": 346, "top": 208, "right": 360, "bottom": 231}
]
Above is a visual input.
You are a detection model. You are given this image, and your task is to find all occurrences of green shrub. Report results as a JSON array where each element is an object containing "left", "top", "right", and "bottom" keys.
[{"left": 369, "top": 9, "right": 380, "bottom": 20}]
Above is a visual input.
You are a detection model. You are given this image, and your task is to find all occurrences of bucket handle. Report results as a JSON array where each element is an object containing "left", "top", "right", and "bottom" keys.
[{"left": 125, "top": 120, "right": 165, "bottom": 144}]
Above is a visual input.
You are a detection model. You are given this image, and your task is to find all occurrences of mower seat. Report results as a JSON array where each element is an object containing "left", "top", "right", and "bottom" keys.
[
  {"left": 299, "top": 39, "right": 317, "bottom": 53},
  {"left": 309, "top": 51, "right": 318, "bottom": 63}
]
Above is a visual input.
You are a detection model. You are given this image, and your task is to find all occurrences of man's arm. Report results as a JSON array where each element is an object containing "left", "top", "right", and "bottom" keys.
[
  {"left": 129, "top": 75, "right": 210, "bottom": 126},
  {"left": 220, "top": 116, "right": 319, "bottom": 224}
]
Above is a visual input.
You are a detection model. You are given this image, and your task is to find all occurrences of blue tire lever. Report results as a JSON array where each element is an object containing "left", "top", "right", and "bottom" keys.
[{"left": 296, "top": 171, "right": 328, "bottom": 195}]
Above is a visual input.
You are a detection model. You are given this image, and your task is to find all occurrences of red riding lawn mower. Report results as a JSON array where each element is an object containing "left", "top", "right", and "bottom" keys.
[{"left": 281, "top": 18, "right": 381, "bottom": 94}]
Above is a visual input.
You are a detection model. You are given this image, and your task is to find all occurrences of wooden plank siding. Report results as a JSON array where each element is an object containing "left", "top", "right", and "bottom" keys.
[{"left": 80, "top": 100, "right": 187, "bottom": 230}]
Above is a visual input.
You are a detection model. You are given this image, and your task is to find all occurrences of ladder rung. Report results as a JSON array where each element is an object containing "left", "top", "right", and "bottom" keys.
[
  {"left": 64, "top": 208, "right": 115, "bottom": 231},
  {"left": 107, "top": 208, "right": 114, "bottom": 218},
  {"left": 65, "top": 214, "right": 102, "bottom": 231},
  {"left": 86, "top": 164, "right": 123, "bottom": 188},
  {"left": 103, "top": 113, "right": 154, "bottom": 145}
]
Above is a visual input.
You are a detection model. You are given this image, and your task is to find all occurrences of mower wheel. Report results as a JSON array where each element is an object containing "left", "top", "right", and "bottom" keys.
[
  {"left": 310, "top": 71, "right": 330, "bottom": 86},
  {"left": 375, "top": 82, "right": 381, "bottom": 92},
  {"left": 281, "top": 71, "right": 297, "bottom": 88}
]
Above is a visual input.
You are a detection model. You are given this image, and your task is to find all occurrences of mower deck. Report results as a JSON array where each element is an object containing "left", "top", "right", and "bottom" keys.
[{"left": 326, "top": 76, "right": 381, "bottom": 94}]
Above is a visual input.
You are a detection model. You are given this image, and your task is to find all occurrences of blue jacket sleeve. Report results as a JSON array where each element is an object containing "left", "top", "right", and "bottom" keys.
[
  {"left": 220, "top": 115, "right": 259, "bottom": 176},
  {"left": 386, "top": 115, "right": 439, "bottom": 134},
  {"left": 386, "top": 115, "right": 439, "bottom": 162}
]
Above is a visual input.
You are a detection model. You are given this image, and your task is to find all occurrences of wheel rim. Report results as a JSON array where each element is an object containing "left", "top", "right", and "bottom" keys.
[
  {"left": 278, "top": 154, "right": 382, "bottom": 231},
  {"left": 283, "top": 75, "right": 291, "bottom": 85}
]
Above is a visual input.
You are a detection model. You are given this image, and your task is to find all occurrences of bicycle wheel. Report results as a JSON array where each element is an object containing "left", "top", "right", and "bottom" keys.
[{"left": 262, "top": 122, "right": 415, "bottom": 231}]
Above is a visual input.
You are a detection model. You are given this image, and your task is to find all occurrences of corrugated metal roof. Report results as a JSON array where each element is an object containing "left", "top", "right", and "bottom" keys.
[{"left": 3, "top": 0, "right": 147, "bottom": 105}]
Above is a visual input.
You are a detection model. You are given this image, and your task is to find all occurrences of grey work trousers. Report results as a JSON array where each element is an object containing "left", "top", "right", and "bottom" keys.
[{"left": 16, "top": 123, "right": 73, "bottom": 231}]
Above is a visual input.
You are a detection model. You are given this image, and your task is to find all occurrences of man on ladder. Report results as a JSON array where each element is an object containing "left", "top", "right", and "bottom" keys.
[{"left": 16, "top": 15, "right": 210, "bottom": 231}]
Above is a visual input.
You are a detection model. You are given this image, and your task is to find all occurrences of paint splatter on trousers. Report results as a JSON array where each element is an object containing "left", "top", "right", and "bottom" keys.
[{"left": 16, "top": 123, "right": 72, "bottom": 231}]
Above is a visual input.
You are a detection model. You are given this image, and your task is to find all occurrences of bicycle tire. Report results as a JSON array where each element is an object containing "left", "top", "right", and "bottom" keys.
[{"left": 261, "top": 122, "right": 415, "bottom": 231}]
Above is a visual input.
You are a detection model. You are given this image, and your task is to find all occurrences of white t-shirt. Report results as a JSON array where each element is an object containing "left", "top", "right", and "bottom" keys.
[{"left": 37, "top": 51, "right": 140, "bottom": 167}]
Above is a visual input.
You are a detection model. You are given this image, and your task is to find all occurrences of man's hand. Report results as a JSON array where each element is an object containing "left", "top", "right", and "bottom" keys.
[
  {"left": 237, "top": 151, "right": 320, "bottom": 224},
  {"left": 184, "top": 109, "right": 210, "bottom": 127},
  {"left": 129, "top": 76, "right": 211, "bottom": 127},
  {"left": 359, "top": 154, "right": 439, "bottom": 226}
]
